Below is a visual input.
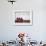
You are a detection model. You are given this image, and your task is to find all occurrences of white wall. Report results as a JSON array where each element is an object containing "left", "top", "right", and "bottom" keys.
[{"left": 0, "top": 0, "right": 46, "bottom": 41}]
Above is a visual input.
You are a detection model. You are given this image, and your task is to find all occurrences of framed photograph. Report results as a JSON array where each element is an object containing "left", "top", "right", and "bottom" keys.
[{"left": 13, "top": 10, "right": 33, "bottom": 26}]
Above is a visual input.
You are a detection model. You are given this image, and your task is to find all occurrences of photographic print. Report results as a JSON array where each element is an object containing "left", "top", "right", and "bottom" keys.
[{"left": 14, "top": 10, "right": 33, "bottom": 26}]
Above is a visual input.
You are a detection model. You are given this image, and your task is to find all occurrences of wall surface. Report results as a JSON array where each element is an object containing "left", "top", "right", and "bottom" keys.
[{"left": 0, "top": 0, "right": 46, "bottom": 41}]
